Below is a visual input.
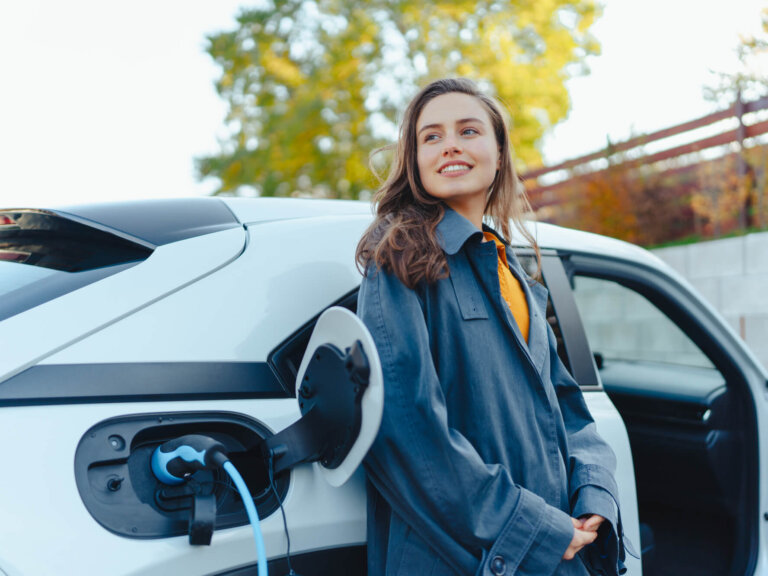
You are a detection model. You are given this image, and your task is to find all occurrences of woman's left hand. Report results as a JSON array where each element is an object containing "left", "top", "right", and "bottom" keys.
[{"left": 578, "top": 514, "right": 606, "bottom": 532}]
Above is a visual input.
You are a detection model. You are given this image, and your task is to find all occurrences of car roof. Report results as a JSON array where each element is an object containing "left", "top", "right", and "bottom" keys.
[
  {"left": 221, "top": 197, "right": 669, "bottom": 272},
  {"left": 2, "top": 196, "right": 669, "bottom": 272}
]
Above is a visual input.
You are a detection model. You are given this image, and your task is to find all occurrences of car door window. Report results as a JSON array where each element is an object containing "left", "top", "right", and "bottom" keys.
[
  {"left": 572, "top": 275, "right": 714, "bottom": 370},
  {"left": 569, "top": 272, "right": 729, "bottom": 412}
]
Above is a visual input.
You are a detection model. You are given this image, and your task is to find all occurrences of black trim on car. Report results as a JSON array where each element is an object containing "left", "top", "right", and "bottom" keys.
[
  {"left": 0, "top": 362, "right": 290, "bottom": 406},
  {"left": 540, "top": 255, "right": 600, "bottom": 388},
  {"left": 268, "top": 288, "right": 359, "bottom": 396},
  {"left": 213, "top": 545, "right": 366, "bottom": 576}
]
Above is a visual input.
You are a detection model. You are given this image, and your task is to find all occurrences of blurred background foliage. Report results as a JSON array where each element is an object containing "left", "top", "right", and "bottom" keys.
[
  {"left": 544, "top": 146, "right": 768, "bottom": 246},
  {"left": 197, "top": 0, "right": 602, "bottom": 198}
]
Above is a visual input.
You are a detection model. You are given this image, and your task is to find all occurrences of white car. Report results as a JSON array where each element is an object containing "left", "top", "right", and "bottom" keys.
[{"left": 0, "top": 197, "right": 765, "bottom": 576}]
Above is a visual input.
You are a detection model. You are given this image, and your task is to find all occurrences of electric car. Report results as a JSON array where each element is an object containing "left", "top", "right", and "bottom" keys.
[{"left": 0, "top": 197, "right": 766, "bottom": 576}]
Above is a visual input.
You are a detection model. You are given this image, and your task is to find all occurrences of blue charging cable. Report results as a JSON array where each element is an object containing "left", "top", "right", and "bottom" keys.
[
  {"left": 151, "top": 435, "right": 268, "bottom": 576},
  {"left": 223, "top": 460, "right": 268, "bottom": 576}
]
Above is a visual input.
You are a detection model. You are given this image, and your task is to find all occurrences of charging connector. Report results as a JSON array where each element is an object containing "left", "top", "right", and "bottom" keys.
[{"left": 151, "top": 435, "right": 269, "bottom": 576}]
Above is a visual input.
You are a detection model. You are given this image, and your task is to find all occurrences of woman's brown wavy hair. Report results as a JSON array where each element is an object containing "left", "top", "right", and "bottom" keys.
[{"left": 355, "top": 78, "right": 540, "bottom": 288}]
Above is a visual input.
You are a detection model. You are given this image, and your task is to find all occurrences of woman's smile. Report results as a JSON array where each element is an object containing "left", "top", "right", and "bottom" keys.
[{"left": 438, "top": 161, "right": 473, "bottom": 176}]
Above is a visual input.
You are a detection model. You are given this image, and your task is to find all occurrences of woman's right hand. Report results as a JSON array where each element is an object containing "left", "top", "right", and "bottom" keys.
[{"left": 562, "top": 517, "right": 598, "bottom": 560}]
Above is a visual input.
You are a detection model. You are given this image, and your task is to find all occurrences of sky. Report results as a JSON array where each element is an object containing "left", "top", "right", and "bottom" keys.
[{"left": 0, "top": 0, "right": 765, "bottom": 208}]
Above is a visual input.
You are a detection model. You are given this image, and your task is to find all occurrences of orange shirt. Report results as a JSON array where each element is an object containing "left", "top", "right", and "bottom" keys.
[{"left": 483, "top": 232, "right": 530, "bottom": 342}]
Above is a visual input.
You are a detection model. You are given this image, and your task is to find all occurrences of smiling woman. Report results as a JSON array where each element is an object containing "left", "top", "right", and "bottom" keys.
[{"left": 355, "top": 78, "right": 633, "bottom": 576}]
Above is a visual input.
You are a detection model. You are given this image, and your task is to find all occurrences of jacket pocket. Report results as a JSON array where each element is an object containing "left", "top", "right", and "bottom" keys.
[
  {"left": 448, "top": 253, "right": 488, "bottom": 320},
  {"left": 395, "top": 527, "right": 442, "bottom": 576}
]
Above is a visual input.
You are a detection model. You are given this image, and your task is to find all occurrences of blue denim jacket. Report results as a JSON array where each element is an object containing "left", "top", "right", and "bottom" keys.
[{"left": 358, "top": 208, "right": 628, "bottom": 576}]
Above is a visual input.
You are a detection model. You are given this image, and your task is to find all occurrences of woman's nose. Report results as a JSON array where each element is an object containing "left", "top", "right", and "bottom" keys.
[{"left": 442, "top": 138, "right": 462, "bottom": 155}]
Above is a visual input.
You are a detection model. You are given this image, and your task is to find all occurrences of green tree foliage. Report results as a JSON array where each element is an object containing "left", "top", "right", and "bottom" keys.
[{"left": 198, "top": 0, "right": 601, "bottom": 197}]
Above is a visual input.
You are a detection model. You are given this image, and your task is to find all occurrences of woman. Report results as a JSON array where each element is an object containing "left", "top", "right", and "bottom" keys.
[{"left": 355, "top": 78, "right": 630, "bottom": 576}]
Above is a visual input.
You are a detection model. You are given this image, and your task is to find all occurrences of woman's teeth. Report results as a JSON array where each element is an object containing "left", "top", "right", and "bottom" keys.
[{"left": 440, "top": 164, "right": 470, "bottom": 173}]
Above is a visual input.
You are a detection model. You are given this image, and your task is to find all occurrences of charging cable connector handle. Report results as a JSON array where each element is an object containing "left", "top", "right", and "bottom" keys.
[
  {"left": 150, "top": 434, "right": 229, "bottom": 485},
  {"left": 150, "top": 434, "right": 269, "bottom": 576}
]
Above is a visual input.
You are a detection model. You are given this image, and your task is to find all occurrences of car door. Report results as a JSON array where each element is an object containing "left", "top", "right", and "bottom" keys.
[
  {"left": 534, "top": 251, "right": 643, "bottom": 575},
  {"left": 0, "top": 210, "right": 380, "bottom": 576},
  {"left": 558, "top": 250, "right": 768, "bottom": 576}
]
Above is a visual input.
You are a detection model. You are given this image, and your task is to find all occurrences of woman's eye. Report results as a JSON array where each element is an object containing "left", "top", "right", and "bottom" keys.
[
  {"left": 424, "top": 134, "right": 440, "bottom": 142},
  {"left": 462, "top": 127, "right": 479, "bottom": 136}
]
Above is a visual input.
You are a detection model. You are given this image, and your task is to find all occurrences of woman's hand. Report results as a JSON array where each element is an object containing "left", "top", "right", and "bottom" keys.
[
  {"left": 579, "top": 514, "right": 606, "bottom": 532},
  {"left": 562, "top": 517, "right": 600, "bottom": 560}
]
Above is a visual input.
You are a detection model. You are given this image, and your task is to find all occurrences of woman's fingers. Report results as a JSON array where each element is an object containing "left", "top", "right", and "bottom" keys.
[
  {"left": 563, "top": 515, "right": 604, "bottom": 560},
  {"left": 562, "top": 526, "right": 598, "bottom": 560},
  {"left": 580, "top": 514, "right": 606, "bottom": 532}
]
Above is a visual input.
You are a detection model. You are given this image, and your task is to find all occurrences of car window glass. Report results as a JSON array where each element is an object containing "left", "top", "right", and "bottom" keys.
[
  {"left": 0, "top": 210, "right": 152, "bottom": 321},
  {"left": 0, "top": 261, "right": 57, "bottom": 293},
  {"left": 572, "top": 275, "right": 714, "bottom": 369}
]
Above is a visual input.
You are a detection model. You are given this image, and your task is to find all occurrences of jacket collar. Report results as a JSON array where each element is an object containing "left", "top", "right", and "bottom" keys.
[{"left": 436, "top": 206, "right": 484, "bottom": 255}]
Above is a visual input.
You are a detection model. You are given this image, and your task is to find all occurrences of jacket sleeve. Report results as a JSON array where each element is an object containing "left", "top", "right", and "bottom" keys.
[
  {"left": 546, "top": 323, "right": 634, "bottom": 575},
  {"left": 358, "top": 267, "right": 575, "bottom": 576}
]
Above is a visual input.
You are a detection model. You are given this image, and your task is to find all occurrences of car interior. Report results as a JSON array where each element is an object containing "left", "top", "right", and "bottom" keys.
[{"left": 569, "top": 271, "right": 757, "bottom": 576}]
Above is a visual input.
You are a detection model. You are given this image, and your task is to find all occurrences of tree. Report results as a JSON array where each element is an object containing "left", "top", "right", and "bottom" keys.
[
  {"left": 702, "top": 6, "right": 768, "bottom": 229},
  {"left": 198, "top": 0, "right": 602, "bottom": 198},
  {"left": 704, "top": 7, "right": 768, "bottom": 106}
]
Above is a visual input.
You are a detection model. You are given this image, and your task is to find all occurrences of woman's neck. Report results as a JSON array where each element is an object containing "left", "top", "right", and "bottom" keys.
[{"left": 444, "top": 198, "right": 484, "bottom": 230}]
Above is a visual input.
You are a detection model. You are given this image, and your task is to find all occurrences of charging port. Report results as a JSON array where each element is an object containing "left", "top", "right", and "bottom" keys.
[{"left": 74, "top": 411, "right": 288, "bottom": 539}]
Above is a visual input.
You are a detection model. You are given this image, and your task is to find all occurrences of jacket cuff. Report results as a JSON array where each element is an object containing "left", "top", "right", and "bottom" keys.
[
  {"left": 572, "top": 486, "right": 636, "bottom": 576},
  {"left": 572, "top": 485, "right": 617, "bottom": 525},
  {"left": 569, "top": 464, "right": 618, "bottom": 504},
  {"left": 476, "top": 490, "right": 573, "bottom": 576}
]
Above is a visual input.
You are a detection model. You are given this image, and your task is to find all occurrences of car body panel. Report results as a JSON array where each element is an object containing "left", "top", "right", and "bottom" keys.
[
  {"left": 0, "top": 227, "right": 247, "bottom": 380},
  {"left": 584, "top": 391, "right": 641, "bottom": 574},
  {"left": 0, "top": 399, "right": 366, "bottom": 576},
  {"left": 42, "top": 216, "right": 367, "bottom": 364}
]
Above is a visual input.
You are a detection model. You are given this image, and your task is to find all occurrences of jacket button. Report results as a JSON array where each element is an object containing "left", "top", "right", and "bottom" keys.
[{"left": 490, "top": 555, "right": 506, "bottom": 575}]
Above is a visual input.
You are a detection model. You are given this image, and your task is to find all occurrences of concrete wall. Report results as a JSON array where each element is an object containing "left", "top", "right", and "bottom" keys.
[{"left": 652, "top": 232, "right": 768, "bottom": 370}]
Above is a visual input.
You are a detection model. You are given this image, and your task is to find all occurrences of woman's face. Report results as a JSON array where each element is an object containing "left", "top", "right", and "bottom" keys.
[{"left": 415, "top": 92, "right": 500, "bottom": 221}]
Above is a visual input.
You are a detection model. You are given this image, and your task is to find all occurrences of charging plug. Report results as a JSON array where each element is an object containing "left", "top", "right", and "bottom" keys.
[{"left": 151, "top": 434, "right": 229, "bottom": 485}]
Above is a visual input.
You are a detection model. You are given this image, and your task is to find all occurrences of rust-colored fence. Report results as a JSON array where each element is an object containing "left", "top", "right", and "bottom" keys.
[{"left": 521, "top": 95, "right": 768, "bottom": 244}]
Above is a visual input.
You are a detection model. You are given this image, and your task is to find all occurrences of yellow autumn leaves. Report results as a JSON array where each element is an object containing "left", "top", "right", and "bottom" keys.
[{"left": 198, "top": 0, "right": 602, "bottom": 198}]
